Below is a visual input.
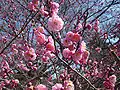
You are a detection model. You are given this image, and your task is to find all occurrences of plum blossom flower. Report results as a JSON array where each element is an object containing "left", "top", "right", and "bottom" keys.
[
  {"left": 103, "top": 75, "right": 116, "bottom": 90},
  {"left": 64, "top": 80, "right": 74, "bottom": 90},
  {"left": 50, "top": 2, "right": 59, "bottom": 14},
  {"left": 72, "top": 41, "right": 89, "bottom": 64},
  {"left": 1, "top": 60, "right": 10, "bottom": 70},
  {"left": 36, "top": 32, "right": 46, "bottom": 45},
  {"left": 35, "top": 84, "right": 48, "bottom": 90},
  {"left": 79, "top": 50, "right": 90, "bottom": 64},
  {"left": 32, "top": 0, "right": 39, "bottom": 6},
  {"left": 46, "top": 43, "right": 55, "bottom": 52},
  {"left": 28, "top": 0, "right": 39, "bottom": 11},
  {"left": 95, "top": 47, "right": 101, "bottom": 53},
  {"left": 87, "top": 24, "right": 92, "bottom": 30},
  {"left": 18, "top": 63, "right": 30, "bottom": 72},
  {"left": 48, "top": 36, "right": 54, "bottom": 44},
  {"left": 0, "top": 81, "right": 5, "bottom": 90},
  {"left": 71, "top": 33, "right": 81, "bottom": 43},
  {"left": 24, "top": 47, "right": 36, "bottom": 61},
  {"left": 109, "top": 75, "right": 116, "bottom": 84},
  {"left": 68, "top": 44, "right": 75, "bottom": 51},
  {"left": 52, "top": 83, "right": 63, "bottom": 90},
  {"left": 63, "top": 48, "right": 72, "bottom": 59},
  {"left": 62, "top": 38, "right": 72, "bottom": 47},
  {"left": 72, "top": 51, "right": 82, "bottom": 64},
  {"left": 26, "top": 85, "right": 34, "bottom": 90},
  {"left": 41, "top": 55, "right": 49, "bottom": 62},
  {"left": 46, "top": 36, "right": 55, "bottom": 52},
  {"left": 40, "top": 6, "right": 49, "bottom": 17},
  {"left": 66, "top": 31, "right": 74, "bottom": 40},
  {"left": 36, "top": 26, "right": 45, "bottom": 34},
  {"left": 28, "top": 2, "right": 37, "bottom": 11},
  {"left": 12, "top": 48, "right": 18, "bottom": 54},
  {"left": 79, "top": 41, "right": 87, "bottom": 52},
  {"left": 48, "top": 14, "right": 64, "bottom": 32},
  {"left": 45, "top": 51, "right": 55, "bottom": 58}
]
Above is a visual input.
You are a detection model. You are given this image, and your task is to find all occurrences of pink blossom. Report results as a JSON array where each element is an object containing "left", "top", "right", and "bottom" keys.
[
  {"left": 95, "top": 47, "right": 101, "bottom": 53},
  {"left": 14, "top": 79, "right": 19, "bottom": 84},
  {"left": 1, "top": 60, "right": 10, "bottom": 70},
  {"left": 94, "top": 25, "right": 99, "bottom": 32},
  {"left": 103, "top": 80, "right": 114, "bottom": 90},
  {"left": 72, "top": 51, "right": 82, "bottom": 64},
  {"left": 109, "top": 75, "right": 116, "bottom": 85},
  {"left": 71, "top": 33, "right": 81, "bottom": 43},
  {"left": 40, "top": 6, "right": 49, "bottom": 17},
  {"left": 79, "top": 50, "right": 89, "bottom": 64},
  {"left": 12, "top": 48, "right": 18, "bottom": 54},
  {"left": 26, "top": 86, "right": 34, "bottom": 90},
  {"left": 18, "top": 63, "right": 30, "bottom": 72},
  {"left": 32, "top": 0, "right": 39, "bottom": 6},
  {"left": 103, "top": 75, "right": 116, "bottom": 90},
  {"left": 0, "top": 81, "right": 5, "bottom": 90},
  {"left": 36, "top": 33, "right": 46, "bottom": 45},
  {"left": 63, "top": 38, "right": 72, "bottom": 47},
  {"left": 52, "top": 83, "right": 63, "bottom": 90},
  {"left": 66, "top": 31, "right": 74, "bottom": 40},
  {"left": 46, "top": 43, "right": 55, "bottom": 52},
  {"left": 4, "top": 80, "right": 10, "bottom": 85},
  {"left": 36, "top": 26, "right": 45, "bottom": 34},
  {"left": 64, "top": 80, "right": 74, "bottom": 90},
  {"left": 35, "top": 84, "right": 48, "bottom": 90},
  {"left": 48, "top": 36, "right": 54, "bottom": 44},
  {"left": 47, "top": 14, "right": 64, "bottom": 32},
  {"left": 62, "top": 48, "right": 72, "bottom": 59},
  {"left": 41, "top": 56, "right": 49, "bottom": 62},
  {"left": 50, "top": 2, "right": 59, "bottom": 10},
  {"left": 79, "top": 41, "right": 86, "bottom": 52},
  {"left": 68, "top": 44, "right": 75, "bottom": 51},
  {"left": 86, "top": 24, "right": 92, "bottom": 30},
  {"left": 32, "top": 66, "right": 38, "bottom": 71},
  {"left": 95, "top": 19, "right": 99, "bottom": 25},
  {"left": 28, "top": 2, "right": 37, "bottom": 11},
  {"left": 28, "top": 62, "right": 33, "bottom": 66},
  {"left": 50, "top": 2, "right": 59, "bottom": 14},
  {"left": 41, "top": 10, "right": 49, "bottom": 17},
  {"left": 45, "top": 51, "right": 55, "bottom": 58},
  {"left": 24, "top": 48, "right": 36, "bottom": 61}
]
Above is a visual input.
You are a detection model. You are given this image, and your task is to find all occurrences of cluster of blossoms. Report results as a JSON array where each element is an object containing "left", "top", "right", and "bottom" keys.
[
  {"left": 26, "top": 80, "right": 74, "bottom": 90},
  {"left": 34, "top": 26, "right": 56, "bottom": 63},
  {"left": 0, "top": 56, "right": 20, "bottom": 89},
  {"left": 47, "top": 1, "right": 64, "bottom": 32},
  {"left": 0, "top": 60, "right": 13, "bottom": 79},
  {"left": 0, "top": 0, "right": 119, "bottom": 90},
  {"left": 47, "top": 14, "right": 64, "bottom": 32},
  {"left": 62, "top": 31, "right": 89, "bottom": 64},
  {"left": 28, "top": 0, "right": 39, "bottom": 11},
  {"left": 103, "top": 75, "right": 116, "bottom": 90},
  {"left": 29, "top": 0, "right": 64, "bottom": 32},
  {"left": 32, "top": 1, "right": 64, "bottom": 62},
  {"left": 24, "top": 47, "right": 37, "bottom": 61},
  {"left": 0, "top": 79, "right": 19, "bottom": 89}
]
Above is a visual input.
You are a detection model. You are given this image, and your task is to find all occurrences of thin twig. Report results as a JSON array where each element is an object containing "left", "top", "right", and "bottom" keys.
[{"left": 0, "top": 11, "right": 39, "bottom": 55}]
